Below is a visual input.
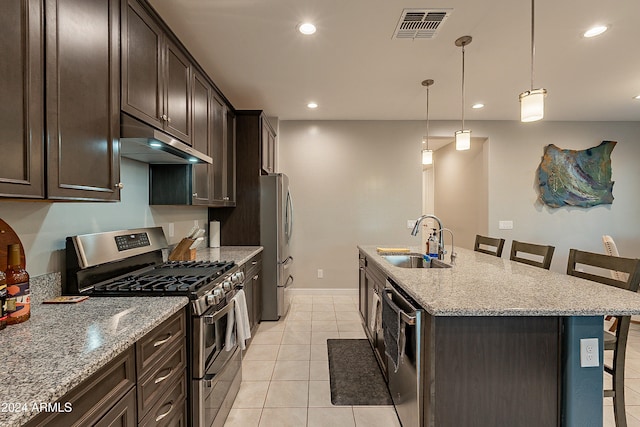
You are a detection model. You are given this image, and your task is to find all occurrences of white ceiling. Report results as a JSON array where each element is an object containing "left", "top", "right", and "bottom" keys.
[{"left": 148, "top": 0, "right": 640, "bottom": 121}]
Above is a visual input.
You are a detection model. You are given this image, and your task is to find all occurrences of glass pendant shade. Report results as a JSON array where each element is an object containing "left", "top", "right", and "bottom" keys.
[
  {"left": 519, "top": 88, "right": 546, "bottom": 122},
  {"left": 455, "top": 130, "right": 471, "bottom": 151},
  {"left": 422, "top": 149, "right": 433, "bottom": 165}
]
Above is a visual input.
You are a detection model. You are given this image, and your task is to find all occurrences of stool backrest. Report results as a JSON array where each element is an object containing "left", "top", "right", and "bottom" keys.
[
  {"left": 474, "top": 235, "right": 505, "bottom": 257},
  {"left": 510, "top": 240, "right": 555, "bottom": 270},
  {"left": 567, "top": 249, "right": 640, "bottom": 292},
  {"left": 602, "top": 235, "right": 629, "bottom": 282}
]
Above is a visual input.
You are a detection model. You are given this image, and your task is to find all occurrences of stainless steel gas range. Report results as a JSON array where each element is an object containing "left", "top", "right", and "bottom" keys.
[{"left": 64, "top": 227, "right": 244, "bottom": 427}]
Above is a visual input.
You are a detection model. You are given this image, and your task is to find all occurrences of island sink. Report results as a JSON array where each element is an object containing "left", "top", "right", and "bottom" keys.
[{"left": 380, "top": 253, "right": 452, "bottom": 269}]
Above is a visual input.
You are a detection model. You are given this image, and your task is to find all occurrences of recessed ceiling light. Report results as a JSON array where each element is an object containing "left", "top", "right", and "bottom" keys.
[
  {"left": 307, "top": 102, "right": 318, "bottom": 109},
  {"left": 298, "top": 22, "right": 316, "bottom": 35},
  {"left": 472, "top": 103, "right": 484, "bottom": 109},
  {"left": 634, "top": 95, "right": 640, "bottom": 100},
  {"left": 583, "top": 25, "right": 608, "bottom": 38}
]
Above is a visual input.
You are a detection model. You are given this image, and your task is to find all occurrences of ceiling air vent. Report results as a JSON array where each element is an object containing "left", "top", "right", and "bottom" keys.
[{"left": 393, "top": 9, "right": 452, "bottom": 40}]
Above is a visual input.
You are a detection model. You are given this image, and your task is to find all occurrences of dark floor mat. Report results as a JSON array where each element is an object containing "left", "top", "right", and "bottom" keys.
[{"left": 327, "top": 338, "right": 393, "bottom": 406}]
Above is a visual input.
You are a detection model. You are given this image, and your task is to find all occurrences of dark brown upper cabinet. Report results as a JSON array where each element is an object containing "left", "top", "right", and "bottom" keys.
[
  {"left": 45, "top": 0, "right": 121, "bottom": 201},
  {"left": 261, "top": 117, "right": 276, "bottom": 174},
  {"left": 0, "top": 0, "right": 45, "bottom": 199},
  {"left": 121, "top": 0, "right": 192, "bottom": 145},
  {"left": 191, "top": 70, "right": 212, "bottom": 206},
  {"left": 211, "top": 96, "right": 236, "bottom": 206}
]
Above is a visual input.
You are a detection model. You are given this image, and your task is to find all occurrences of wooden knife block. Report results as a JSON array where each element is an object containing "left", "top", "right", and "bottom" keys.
[{"left": 168, "top": 238, "right": 196, "bottom": 261}]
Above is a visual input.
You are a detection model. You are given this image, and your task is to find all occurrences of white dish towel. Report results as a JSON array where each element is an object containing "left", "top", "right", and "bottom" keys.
[
  {"left": 233, "top": 289, "right": 252, "bottom": 350},
  {"left": 224, "top": 300, "right": 236, "bottom": 351},
  {"left": 370, "top": 292, "right": 381, "bottom": 332}
]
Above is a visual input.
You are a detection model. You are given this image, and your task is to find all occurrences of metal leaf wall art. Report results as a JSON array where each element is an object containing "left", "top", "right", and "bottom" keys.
[{"left": 537, "top": 141, "right": 616, "bottom": 208}]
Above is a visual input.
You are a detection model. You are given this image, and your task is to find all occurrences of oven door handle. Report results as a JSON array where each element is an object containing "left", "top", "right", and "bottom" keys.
[{"left": 204, "top": 300, "right": 235, "bottom": 325}]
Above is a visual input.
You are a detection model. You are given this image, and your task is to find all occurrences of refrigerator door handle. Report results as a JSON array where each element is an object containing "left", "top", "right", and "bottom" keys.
[
  {"left": 280, "top": 256, "right": 293, "bottom": 267},
  {"left": 285, "top": 191, "right": 293, "bottom": 240},
  {"left": 284, "top": 275, "right": 294, "bottom": 288}
]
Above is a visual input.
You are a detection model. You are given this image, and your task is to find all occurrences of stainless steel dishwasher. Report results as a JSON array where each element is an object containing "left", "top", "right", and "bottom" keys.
[{"left": 384, "top": 280, "right": 424, "bottom": 427}]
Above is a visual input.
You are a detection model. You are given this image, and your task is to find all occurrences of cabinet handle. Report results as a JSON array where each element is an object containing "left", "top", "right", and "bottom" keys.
[
  {"left": 153, "top": 333, "right": 172, "bottom": 347},
  {"left": 253, "top": 275, "right": 258, "bottom": 280},
  {"left": 251, "top": 261, "right": 258, "bottom": 266},
  {"left": 155, "top": 403, "right": 174, "bottom": 422},
  {"left": 154, "top": 368, "right": 174, "bottom": 384},
  {"left": 192, "top": 193, "right": 198, "bottom": 198},
  {"left": 161, "top": 114, "right": 168, "bottom": 121},
  {"left": 223, "top": 197, "right": 229, "bottom": 201},
  {"left": 167, "top": 117, "right": 171, "bottom": 123},
  {"left": 114, "top": 182, "right": 124, "bottom": 189}
]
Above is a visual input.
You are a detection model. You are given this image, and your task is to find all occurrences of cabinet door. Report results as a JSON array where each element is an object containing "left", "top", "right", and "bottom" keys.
[
  {"left": 223, "top": 108, "right": 236, "bottom": 205},
  {"left": 261, "top": 119, "right": 274, "bottom": 174},
  {"left": 164, "top": 39, "right": 191, "bottom": 143},
  {"left": 253, "top": 270, "right": 262, "bottom": 326},
  {"left": 121, "top": 0, "right": 163, "bottom": 128},
  {"left": 0, "top": 0, "right": 44, "bottom": 199},
  {"left": 244, "top": 268, "right": 254, "bottom": 328},
  {"left": 210, "top": 95, "right": 225, "bottom": 202},
  {"left": 191, "top": 71, "right": 211, "bottom": 205},
  {"left": 94, "top": 388, "right": 137, "bottom": 427},
  {"left": 46, "top": 0, "right": 121, "bottom": 201}
]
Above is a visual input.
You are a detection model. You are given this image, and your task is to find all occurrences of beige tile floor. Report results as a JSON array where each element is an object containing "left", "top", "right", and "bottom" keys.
[
  {"left": 224, "top": 293, "right": 401, "bottom": 427},
  {"left": 225, "top": 294, "right": 640, "bottom": 426}
]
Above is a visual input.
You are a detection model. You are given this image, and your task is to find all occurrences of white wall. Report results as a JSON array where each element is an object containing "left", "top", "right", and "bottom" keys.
[
  {"left": 0, "top": 158, "right": 208, "bottom": 276},
  {"left": 279, "top": 120, "right": 640, "bottom": 290},
  {"left": 279, "top": 121, "right": 425, "bottom": 289}
]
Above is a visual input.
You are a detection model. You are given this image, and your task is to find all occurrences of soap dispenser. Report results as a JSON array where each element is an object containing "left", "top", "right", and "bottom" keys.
[{"left": 427, "top": 229, "right": 439, "bottom": 259}]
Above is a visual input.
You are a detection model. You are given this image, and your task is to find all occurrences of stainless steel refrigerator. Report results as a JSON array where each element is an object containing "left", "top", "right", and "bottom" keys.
[{"left": 260, "top": 173, "right": 293, "bottom": 320}]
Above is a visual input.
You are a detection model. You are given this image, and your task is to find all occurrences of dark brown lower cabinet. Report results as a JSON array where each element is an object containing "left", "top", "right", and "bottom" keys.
[
  {"left": 244, "top": 253, "right": 262, "bottom": 333},
  {"left": 24, "top": 347, "right": 136, "bottom": 427},
  {"left": 24, "top": 309, "right": 186, "bottom": 427},
  {"left": 426, "top": 315, "right": 560, "bottom": 427}
]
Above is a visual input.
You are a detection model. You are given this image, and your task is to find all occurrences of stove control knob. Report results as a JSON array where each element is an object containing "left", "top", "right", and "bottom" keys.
[
  {"left": 207, "top": 288, "right": 224, "bottom": 305},
  {"left": 223, "top": 280, "right": 232, "bottom": 291},
  {"left": 231, "top": 271, "right": 245, "bottom": 283}
]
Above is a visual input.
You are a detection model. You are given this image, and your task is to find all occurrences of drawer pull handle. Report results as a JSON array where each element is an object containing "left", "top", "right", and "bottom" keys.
[
  {"left": 154, "top": 368, "right": 174, "bottom": 384},
  {"left": 251, "top": 261, "right": 258, "bottom": 265},
  {"left": 155, "top": 403, "right": 174, "bottom": 422},
  {"left": 153, "top": 333, "right": 172, "bottom": 347}
]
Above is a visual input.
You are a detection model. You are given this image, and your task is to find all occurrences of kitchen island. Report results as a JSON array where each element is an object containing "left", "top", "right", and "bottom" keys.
[{"left": 358, "top": 245, "right": 640, "bottom": 427}]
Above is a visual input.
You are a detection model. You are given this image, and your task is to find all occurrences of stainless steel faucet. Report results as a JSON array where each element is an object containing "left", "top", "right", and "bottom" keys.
[{"left": 410, "top": 214, "right": 444, "bottom": 260}]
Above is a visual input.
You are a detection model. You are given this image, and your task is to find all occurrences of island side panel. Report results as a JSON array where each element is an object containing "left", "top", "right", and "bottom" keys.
[
  {"left": 430, "top": 315, "right": 561, "bottom": 426},
  {"left": 561, "top": 316, "right": 604, "bottom": 427}
]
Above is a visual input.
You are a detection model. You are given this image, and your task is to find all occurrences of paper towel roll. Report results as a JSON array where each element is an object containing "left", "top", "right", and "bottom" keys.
[{"left": 209, "top": 221, "right": 220, "bottom": 248}]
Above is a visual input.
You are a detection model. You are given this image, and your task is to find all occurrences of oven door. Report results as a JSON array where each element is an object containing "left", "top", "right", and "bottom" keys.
[
  {"left": 191, "top": 338, "right": 242, "bottom": 427},
  {"left": 192, "top": 299, "right": 235, "bottom": 378}
]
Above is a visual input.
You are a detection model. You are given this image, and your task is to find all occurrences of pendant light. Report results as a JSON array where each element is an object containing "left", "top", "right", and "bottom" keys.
[
  {"left": 455, "top": 36, "right": 472, "bottom": 151},
  {"left": 519, "top": 0, "right": 547, "bottom": 122},
  {"left": 421, "top": 79, "right": 434, "bottom": 165}
]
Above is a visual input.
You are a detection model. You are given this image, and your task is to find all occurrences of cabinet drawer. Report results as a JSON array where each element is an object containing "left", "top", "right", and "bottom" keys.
[
  {"left": 136, "top": 309, "right": 185, "bottom": 375},
  {"left": 137, "top": 339, "right": 186, "bottom": 419},
  {"left": 139, "top": 373, "right": 187, "bottom": 427},
  {"left": 94, "top": 387, "right": 137, "bottom": 427},
  {"left": 25, "top": 347, "right": 136, "bottom": 427},
  {"left": 245, "top": 254, "right": 262, "bottom": 276}
]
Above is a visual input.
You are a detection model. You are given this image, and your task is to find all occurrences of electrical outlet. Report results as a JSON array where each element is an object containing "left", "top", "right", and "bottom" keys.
[
  {"left": 168, "top": 223, "right": 175, "bottom": 237},
  {"left": 317, "top": 269, "right": 324, "bottom": 279},
  {"left": 407, "top": 220, "right": 416, "bottom": 229},
  {"left": 498, "top": 220, "right": 513, "bottom": 230},
  {"left": 580, "top": 338, "right": 599, "bottom": 367},
  {"left": 194, "top": 219, "right": 199, "bottom": 227}
]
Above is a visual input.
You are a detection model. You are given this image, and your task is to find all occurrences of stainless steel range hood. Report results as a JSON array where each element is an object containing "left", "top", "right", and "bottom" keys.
[{"left": 120, "top": 114, "right": 212, "bottom": 164}]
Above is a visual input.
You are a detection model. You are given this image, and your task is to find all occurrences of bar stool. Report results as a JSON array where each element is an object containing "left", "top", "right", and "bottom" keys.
[
  {"left": 509, "top": 240, "right": 555, "bottom": 270},
  {"left": 474, "top": 235, "right": 505, "bottom": 257},
  {"left": 567, "top": 249, "right": 640, "bottom": 427}
]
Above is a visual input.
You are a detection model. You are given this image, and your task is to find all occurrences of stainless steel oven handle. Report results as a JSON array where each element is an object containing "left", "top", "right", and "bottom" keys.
[
  {"left": 153, "top": 333, "right": 173, "bottom": 347},
  {"left": 155, "top": 403, "right": 174, "bottom": 422},
  {"left": 204, "top": 300, "right": 235, "bottom": 325}
]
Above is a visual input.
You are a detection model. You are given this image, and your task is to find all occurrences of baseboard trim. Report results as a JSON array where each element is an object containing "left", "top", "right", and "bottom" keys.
[{"left": 286, "top": 288, "right": 358, "bottom": 297}]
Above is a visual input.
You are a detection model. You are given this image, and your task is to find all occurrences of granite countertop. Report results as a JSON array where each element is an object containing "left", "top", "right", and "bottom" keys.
[
  {"left": 359, "top": 245, "right": 640, "bottom": 317},
  {"left": 196, "top": 246, "right": 263, "bottom": 266},
  {"left": 0, "top": 296, "right": 188, "bottom": 427}
]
